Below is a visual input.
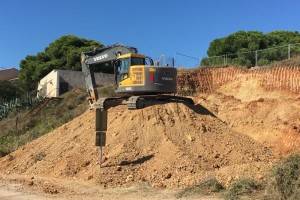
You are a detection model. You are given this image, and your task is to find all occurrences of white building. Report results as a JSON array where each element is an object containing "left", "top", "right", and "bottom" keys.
[{"left": 37, "top": 69, "right": 114, "bottom": 98}]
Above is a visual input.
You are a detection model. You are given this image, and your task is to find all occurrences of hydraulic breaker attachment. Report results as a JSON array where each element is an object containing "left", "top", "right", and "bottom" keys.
[
  {"left": 94, "top": 97, "right": 125, "bottom": 165},
  {"left": 95, "top": 109, "right": 107, "bottom": 146},
  {"left": 95, "top": 107, "right": 107, "bottom": 165}
]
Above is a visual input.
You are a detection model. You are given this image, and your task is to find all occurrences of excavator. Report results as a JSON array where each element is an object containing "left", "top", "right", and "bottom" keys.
[{"left": 81, "top": 44, "right": 193, "bottom": 164}]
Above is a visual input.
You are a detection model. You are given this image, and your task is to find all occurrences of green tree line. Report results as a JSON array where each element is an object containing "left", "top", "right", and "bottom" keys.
[
  {"left": 19, "top": 35, "right": 103, "bottom": 90},
  {"left": 201, "top": 31, "right": 300, "bottom": 67}
]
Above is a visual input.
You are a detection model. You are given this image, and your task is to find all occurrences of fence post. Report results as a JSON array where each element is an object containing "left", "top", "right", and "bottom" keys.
[
  {"left": 288, "top": 44, "right": 291, "bottom": 59},
  {"left": 255, "top": 50, "right": 258, "bottom": 66}
]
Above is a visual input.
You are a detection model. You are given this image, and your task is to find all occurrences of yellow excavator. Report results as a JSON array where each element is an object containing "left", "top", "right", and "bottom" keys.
[{"left": 81, "top": 44, "right": 193, "bottom": 164}]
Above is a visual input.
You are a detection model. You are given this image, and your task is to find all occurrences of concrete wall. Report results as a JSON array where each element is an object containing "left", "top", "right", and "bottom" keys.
[
  {"left": 37, "top": 70, "right": 59, "bottom": 97},
  {"left": 57, "top": 70, "right": 114, "bottom": 89},
  {"left": 38, "top": 69, "right": 114, "bottom": 98}
]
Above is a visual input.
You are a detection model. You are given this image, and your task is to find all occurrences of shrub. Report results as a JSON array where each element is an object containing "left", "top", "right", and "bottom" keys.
[
  {"left": 265, "top": 154, "right": 300, "bottom": 200},
  {"left": 225, "top": 178, "right": 261, "bottom": 200},
  {"left": 97, "top": 85, "right": 116, "bottom": 97},
  {"left": 0, "top": 89, "right": 88, "bottom": 157},
  {"left": 176, "top": 178, "right": 224, "bottom": 198}
]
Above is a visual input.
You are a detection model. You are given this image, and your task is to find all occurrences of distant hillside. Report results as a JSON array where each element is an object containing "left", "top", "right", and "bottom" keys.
[{"left": 0, "top": 68, "right": 19, "bottom": 81}]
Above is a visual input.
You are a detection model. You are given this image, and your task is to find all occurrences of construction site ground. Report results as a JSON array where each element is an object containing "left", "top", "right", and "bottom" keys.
[{"left": 0, "top": 74, "right": 299, "bottom": 199}]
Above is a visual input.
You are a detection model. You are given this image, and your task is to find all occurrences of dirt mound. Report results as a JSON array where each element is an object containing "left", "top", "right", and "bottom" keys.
[{"left": 0, "top": 103, "right": 273, "bottom": 188}]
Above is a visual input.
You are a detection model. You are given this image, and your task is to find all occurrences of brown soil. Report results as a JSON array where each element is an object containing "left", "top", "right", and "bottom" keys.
[
  {"left": 197, "top": 77, "right": 300, "bottom": 156},
  {"left": 0, "top": 176, "right": 222, "bottom": 200},
  {"left": 0, "top": 102, "right": 274, "bottom": 189}
]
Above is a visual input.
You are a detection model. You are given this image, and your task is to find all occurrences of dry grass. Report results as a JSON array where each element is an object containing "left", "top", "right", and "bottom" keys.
[
  {"left": 264, "top": 154, "right": 300, "bottom": 200},
  {"left": 176, "top": 178, "right": 224, "bottom": 198},
  {"left": 0, "top": 86, "right": 115, "bottom": 157}
]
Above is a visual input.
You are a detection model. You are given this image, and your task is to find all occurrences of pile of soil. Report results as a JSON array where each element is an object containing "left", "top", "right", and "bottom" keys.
[
  {"left": 197, "top": 77, "right": 300, "bottom": 155},
  {"left": 0, "top": 103, "right": 274, "bottom": 188}
]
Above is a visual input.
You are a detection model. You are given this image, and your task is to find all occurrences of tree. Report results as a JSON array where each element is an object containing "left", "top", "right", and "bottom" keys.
[
  {"left": 19, "top": 35, "right": 103, "bottom": 90},
  {"left": 0, "top": 80, "right": 23, "bottom": 101},
  {"left": 201, "top": 31, "right": 300, "bottom": 67}
]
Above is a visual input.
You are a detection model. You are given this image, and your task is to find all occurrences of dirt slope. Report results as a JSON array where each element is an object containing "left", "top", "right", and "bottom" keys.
[
  {"left": 197, "top": 77, "right": 300, "bottom": 155},
  {"left": 0, "top": 103, "right": 273, "bottom": 188}
]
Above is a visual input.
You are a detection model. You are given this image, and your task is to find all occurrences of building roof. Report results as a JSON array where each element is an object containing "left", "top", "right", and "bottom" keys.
[{"left": 0, "top": 68, "right": 19, "bottom": 81}]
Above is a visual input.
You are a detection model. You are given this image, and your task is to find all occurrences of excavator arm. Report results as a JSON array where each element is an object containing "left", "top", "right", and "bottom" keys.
[{"left": 81, "top": 44, "right": 137, "bottom": 106}]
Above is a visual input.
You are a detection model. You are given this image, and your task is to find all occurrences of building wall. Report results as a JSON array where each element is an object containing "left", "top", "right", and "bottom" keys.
[
  {"left": 37, "top": 70, "right": 59, "bottom": 97},
  {"left": 38, "top": 70, "right": 114, "bottom": 98},
  {"left": 57, "top": 70, "right": 114, "bottom": 91}
]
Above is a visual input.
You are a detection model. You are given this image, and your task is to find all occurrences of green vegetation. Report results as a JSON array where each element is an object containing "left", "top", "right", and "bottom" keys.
[
  {"left": 175, "top": 154, "right": 300, "bottom": 200},
  {"left": 221, "top": 154, "right": 300, "bottom": 200},
  {"left": 176, "top": 178, "right": 224, "bottom": 198},
  {"left": 0, "top": 86, "right": 115, "bottom": 157},
  {"left": 97, "top": 85, "right": 117, "bottom": 97},
  {"left": 201, "top": 31, "right": 300, "bottom": 67},
  {"left": 19, "top": 35, "right": 103, "bottom": 90},
  {"left": 0, "top": 80, "right": 24, "bottom": 101},
  {"left": 224, "top": 178, "right": 262, "bottom": 200},
  {"left": 0, "top": 89, "right": 88, "bottom": 157},
  {"left": 0, "top": 80, "right": 35, "bottom": 120},
  {"left": 271, "top": 55, "right": 300, "bottom": 66},
  {"left": 265, "top": 154, "right": 300, "bottom": 200}
]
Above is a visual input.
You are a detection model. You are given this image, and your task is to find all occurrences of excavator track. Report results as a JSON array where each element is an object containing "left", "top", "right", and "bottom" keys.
[
  {"left": 127, "top": 95, "right": 194, "bottom": 110},
  {"left": 127, "top": 96, "right": 144, "bottom": 109}
]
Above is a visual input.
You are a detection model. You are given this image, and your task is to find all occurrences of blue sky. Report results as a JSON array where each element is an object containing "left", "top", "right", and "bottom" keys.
[{"left": 0, "top": 0, "right": 300, "bottom": 68}]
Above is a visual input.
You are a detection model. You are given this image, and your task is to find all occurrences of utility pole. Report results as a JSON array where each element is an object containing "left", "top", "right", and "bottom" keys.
[
  {"left": 255, "top": 50, "right": 258, "bottom": 66},
  {"left": 288, "top": 44, "right": 291, "bottom": 59},
  {"left": 226, "top": 54, "right": 228, "bottom": 65}
]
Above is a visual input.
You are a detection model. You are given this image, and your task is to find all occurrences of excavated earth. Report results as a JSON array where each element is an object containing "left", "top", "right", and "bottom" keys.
[
  {"left": 0, "top": 76, "right": 299, "bottom": 196},
  {"left": 197, "top": 77, "right": 300, "bottom": 156},
  {"left": 0, "top": 102, "right": 274, "bottom": 189}
]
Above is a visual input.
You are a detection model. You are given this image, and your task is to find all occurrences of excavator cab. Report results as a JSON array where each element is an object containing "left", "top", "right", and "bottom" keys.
[
  {"left": 114, "top": 53, "right": 146, "bottom": 85},
  {"left": 114, "top": 53, "right": 177, "bottom": 95}
]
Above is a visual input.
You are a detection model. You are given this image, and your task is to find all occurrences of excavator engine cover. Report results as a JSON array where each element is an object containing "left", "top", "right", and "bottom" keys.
[{"left": 116, "top": 66, "right": 177, "bottom": 94}]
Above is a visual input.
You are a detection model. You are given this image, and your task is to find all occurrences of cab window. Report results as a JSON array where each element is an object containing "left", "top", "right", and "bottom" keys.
[
  {"left": 120, "top": 59, "right": 130, "bottom": 74},
  {"left": 115, "top": 58, "right": 130, "bottom": 82},
  {"left": 131, "top": 57, "right": 145, "bottom": 66},
  {"left": 115, "top": 57, "right": 145, "bottom": 83}
]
